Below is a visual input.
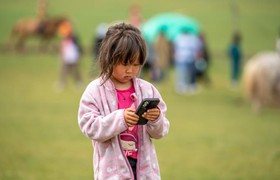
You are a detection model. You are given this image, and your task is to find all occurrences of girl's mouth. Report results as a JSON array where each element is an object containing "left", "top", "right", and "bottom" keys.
[{"left": 124, "top": 76, "right": 132, "bottom": 79}]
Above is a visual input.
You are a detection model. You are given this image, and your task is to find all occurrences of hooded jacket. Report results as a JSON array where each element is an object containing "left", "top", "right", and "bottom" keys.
[{"left": 78, "top": 77, "right": 170, "bottom": 180}]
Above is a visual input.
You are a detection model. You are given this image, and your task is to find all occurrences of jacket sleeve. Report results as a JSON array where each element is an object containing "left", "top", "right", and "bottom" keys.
[
  {"left": 78, "top": 83, "right": 128, "bottom": 142},
  {"left": 145, "top": 85, "right": 170, "bottom": 139}
]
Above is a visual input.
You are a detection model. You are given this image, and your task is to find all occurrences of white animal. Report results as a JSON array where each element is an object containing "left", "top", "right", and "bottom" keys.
[{"left": 243, "top": 51, "right": 280, "bottom": 112}]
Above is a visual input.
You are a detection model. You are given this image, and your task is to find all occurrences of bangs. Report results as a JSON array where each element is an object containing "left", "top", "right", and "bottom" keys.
[
  {"left": 121, "top": 41, "right": 140, "bottom": 64},
  {"left": 114, "top": 32, "right": 145, "bottom": 65}
]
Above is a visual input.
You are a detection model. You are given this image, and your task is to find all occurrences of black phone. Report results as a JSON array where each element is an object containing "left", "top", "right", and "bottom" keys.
[{"left": 135, "top": 98, "right": 160, "bottom": 125}]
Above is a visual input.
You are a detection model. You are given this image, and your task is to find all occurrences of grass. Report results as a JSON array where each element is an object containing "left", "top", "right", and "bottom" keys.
[{"left": 0, "top": 0, "right": 280, "bottom": 179}]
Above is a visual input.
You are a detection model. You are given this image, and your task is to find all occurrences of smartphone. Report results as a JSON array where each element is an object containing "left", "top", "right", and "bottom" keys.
[{"left": 135, "top": 98, "right": 160, "bottom": 125}]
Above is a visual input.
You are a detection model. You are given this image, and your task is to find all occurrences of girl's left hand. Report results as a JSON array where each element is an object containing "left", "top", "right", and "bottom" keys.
[{"left": 142, "top": 107, "right": 160, "bottom": 122}]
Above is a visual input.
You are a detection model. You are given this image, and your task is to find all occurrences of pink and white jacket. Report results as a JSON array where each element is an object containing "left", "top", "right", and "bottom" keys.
[{"left": 78, "top": 77, "right": 170, "bottom": 180}]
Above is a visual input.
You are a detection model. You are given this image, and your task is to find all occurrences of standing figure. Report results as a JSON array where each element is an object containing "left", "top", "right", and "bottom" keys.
[
  {"left": 195, "top": 32, "right": 211, "bottom": 85},
  {"left": 36, "top": 0, "right": 48, "bottom": 20},
  {"left": 36, "top": 0, "right": 48, "bottom": 37},
  {"left": 140, "top": 41, "right": 156, "bottom": 81},
  {"left": 92, "top": 23, "right": 108, "bottom": 60},
  {"left": 56, "top": 21, "right": 83, "bottom": 91},
  {"left": 173, "top": 28, "right": 201, "bottom": 94},
  {"left": 128, "top": 3, "right": 142, "bottom": 29},
  {"left": 228, "top": 31, "right": 242, "bottom": 88},
  {"left": 153, "top": 25, "right": 172, "bottom": 81},
  {"left": 78, "top": 23, "right": 170, "bottom": 179}
]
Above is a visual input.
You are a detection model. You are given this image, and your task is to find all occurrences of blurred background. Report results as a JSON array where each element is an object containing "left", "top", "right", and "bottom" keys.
[{"left": 0, "top": 0, "right": 279, "bottom": 179}]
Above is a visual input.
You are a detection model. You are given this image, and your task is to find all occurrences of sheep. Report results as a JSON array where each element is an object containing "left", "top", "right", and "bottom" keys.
[{"left": 242, "top": 51, "right": 280, "bottom": 112}]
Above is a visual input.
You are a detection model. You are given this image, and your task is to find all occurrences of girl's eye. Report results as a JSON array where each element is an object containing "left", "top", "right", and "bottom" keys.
[{"left": 121, "top": 62, "right": 140, "bottom": 67}]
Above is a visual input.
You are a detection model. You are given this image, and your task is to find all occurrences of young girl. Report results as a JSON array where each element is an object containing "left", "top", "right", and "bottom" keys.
[{"left": 78, "top": 22, "right": 170, "bottom": 179}]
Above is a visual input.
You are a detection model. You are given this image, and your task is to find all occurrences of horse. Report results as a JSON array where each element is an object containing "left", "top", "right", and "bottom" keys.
[
  {"left": 8, "top": 16, "right": 68, "bottom": 52},
  {"left": 242, "top": 51, "right": 280, "bottom": 112}
]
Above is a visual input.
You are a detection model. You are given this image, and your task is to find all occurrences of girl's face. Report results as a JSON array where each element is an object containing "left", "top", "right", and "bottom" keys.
[{"left": 111, "top": 58, "right": 141, "bottom": 86}]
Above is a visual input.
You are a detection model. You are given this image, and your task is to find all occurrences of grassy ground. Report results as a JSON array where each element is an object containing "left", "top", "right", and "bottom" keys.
[{"left": 0, "top": 0, "right": 280, "bottom": 179}]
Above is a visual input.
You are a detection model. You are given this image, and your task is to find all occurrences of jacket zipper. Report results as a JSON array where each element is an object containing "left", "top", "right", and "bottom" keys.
[
  {"left": 136, "top": 124, "right": 142, "bottom": 180},
  {"left": 117, "top": 135, "right": 135, "bottom": 179}
]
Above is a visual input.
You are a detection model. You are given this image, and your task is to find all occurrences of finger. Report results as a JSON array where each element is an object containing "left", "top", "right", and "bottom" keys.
[
  {"left": 127, "top": 113, "right": 139, "bottom": 121},
  {"left": 144, "top": 111, "right": 159, "bottom": 117},
  {"left": 127, "top": 116, "right": 139, "bottom": 123},
  {"left": 126, "top": 107, "right": 136, "bottom": 113},
  {"left": 125, "top": 111, "right": 138, "bottom": 120},
  {"left": 143, "top": 113, "right": 159, "bottom": 121},
  {"left": 146, "top": 108, "right": 159, "bottom": 113}
]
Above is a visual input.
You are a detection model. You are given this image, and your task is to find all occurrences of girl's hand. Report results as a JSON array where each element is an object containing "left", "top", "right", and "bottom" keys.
[
  {"left": 142, "top": 107, "right": 160, "bottom": 122},
  {"left": 124, "top": 108, "right": 139, "bottom": 127}
]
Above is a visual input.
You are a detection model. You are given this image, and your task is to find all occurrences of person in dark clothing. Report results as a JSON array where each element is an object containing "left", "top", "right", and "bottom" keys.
[
  {"left": 228, "top": 31, "right": 242, "bottom": 88},
  {"left": 195, "top": 32, "right": 211, "bottom": 86}
]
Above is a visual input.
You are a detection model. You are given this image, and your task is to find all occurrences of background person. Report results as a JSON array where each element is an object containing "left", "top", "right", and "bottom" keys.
[
  {"left": 228, "top": 31, "right": 243, "bottom": 88},
  {"left": 55, "top": 21, "right": 83, "bottom": 91},
  {"left": 173, "top": 28, "right": 201, "bottom": 94},
  {"left": 128, "top": 3, "right": 143, "bottom": 29},
  {"left": 92, "top": 23, "right": 108, "bottom": 61},
  {"left": 195, "top": 32, "right": 211, "bottom": 86},
  {"left": 153, "top": 25, "right": 172, "bottom": 82}
]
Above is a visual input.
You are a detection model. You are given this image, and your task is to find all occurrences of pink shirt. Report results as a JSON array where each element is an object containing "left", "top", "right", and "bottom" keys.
[{"left": 116, "top": 85, "right": 139, "bottom": 159}]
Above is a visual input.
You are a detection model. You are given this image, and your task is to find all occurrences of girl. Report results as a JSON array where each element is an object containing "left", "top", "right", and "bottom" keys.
[{"left": 78, "top": 22, "right": 170, "bottom": 179}]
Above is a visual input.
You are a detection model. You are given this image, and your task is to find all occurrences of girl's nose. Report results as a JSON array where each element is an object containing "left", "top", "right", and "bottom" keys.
[{"left": 126, "top": 65, "right": 133, "bottom": 73}]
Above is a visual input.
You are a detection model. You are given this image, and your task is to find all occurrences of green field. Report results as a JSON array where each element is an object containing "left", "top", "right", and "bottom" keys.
[{"left": 0, "top": 0, "right": 280, "bottom": 179}]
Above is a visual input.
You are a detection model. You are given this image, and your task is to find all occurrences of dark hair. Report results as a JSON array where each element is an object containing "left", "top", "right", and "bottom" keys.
[
  {"left": 98, "top": 22, "right": 147, "bottom": 84},
  {"left": 233, "top": 31, "right": 242, "bottom": 44}
]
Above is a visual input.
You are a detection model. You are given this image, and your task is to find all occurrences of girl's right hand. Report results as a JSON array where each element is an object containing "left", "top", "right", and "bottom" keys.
[{"left": 124, "top": 108, "right": 139, "bottom": 127}]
